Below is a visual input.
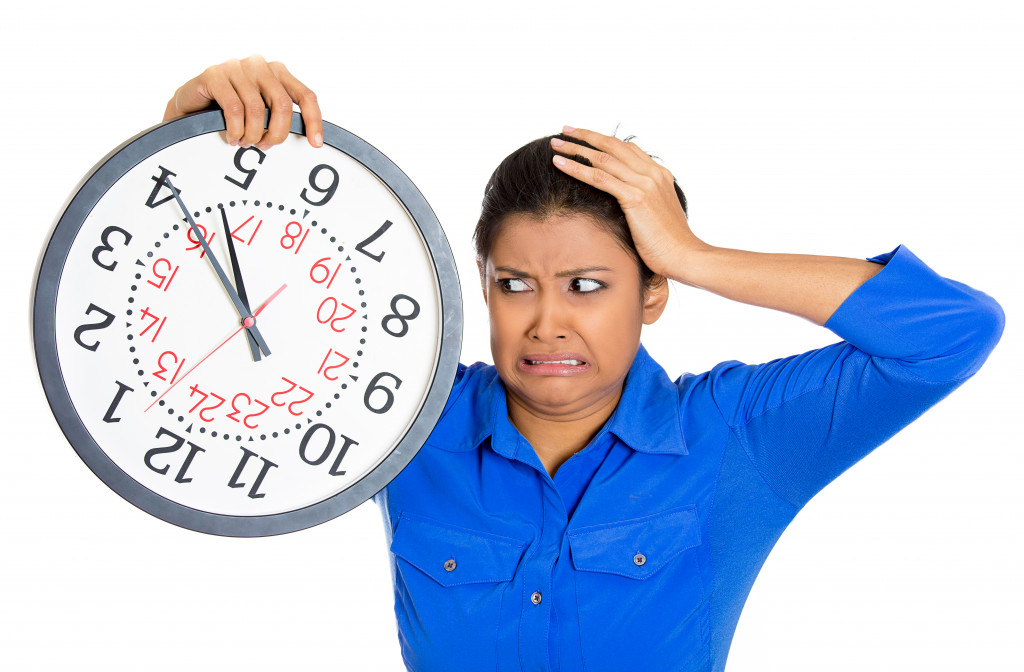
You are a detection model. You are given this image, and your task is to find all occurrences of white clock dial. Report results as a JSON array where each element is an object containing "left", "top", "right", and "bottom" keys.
[{"left": 35, "top": 112, "right": 461, "bottom": 535}]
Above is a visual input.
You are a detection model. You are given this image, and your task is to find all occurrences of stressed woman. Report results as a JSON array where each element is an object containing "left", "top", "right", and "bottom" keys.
[{"left": 164, "top": 56, "right": 1005, "bottom": 671}]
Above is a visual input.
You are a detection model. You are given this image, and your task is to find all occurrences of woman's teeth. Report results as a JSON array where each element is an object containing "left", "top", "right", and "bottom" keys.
[{"left": 528, "top": 360, "right": 583, "bottom": 365}]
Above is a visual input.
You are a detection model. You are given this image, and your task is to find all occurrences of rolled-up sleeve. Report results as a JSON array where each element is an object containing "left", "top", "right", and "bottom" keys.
[{"left": 709, "top": 244, "right": 1005, "bottom": 508}]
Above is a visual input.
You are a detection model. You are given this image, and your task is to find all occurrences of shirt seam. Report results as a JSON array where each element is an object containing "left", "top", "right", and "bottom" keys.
[
  {"left": 702, "top": 422, "right": 731, "bottom": 672},
  {"left": 888, "top": 352, "right": 980, "bottom": 385},
  {"left": 846, "top": 309, "right": 970, "bottom": 383},
  {"left": 711, "top": 384, "right": 804, "bottom": 510},
  {"left": 737, "top": 369, "right": 841, "bottom": 426}
]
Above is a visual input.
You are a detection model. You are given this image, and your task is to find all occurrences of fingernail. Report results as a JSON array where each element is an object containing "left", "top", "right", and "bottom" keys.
[
  {"left": 553, "top": 155, "right": 567, "bottom": 166},
  {"left": 239, "top": 140, "right": 250, "bottom": 148},
  {"left": 228, "top": 138, "right": 238, "bottom": 147},
  {"left": 563, "top": 125, "right": 576, "bottom": 133},
  {"left": 258, "top": 141, "right": 270, "bottom": 151},
  {"left": 551, "top": 138, "right": 565, "bottom": 147},
  {"left": 313, "top": 132, "right": 323, "bottom": 147}
]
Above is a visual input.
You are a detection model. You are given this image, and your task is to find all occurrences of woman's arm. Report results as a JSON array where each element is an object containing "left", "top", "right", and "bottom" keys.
[{"left": 662, "top": 245, "right": 884, "bottom": 327}]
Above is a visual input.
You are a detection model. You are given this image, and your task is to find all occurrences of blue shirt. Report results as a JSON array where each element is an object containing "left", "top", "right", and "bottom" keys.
[{"left": 373, "top": 244, "right": 1004, "bottom": 671}]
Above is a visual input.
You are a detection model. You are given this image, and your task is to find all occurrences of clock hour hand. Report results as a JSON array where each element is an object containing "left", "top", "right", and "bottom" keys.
[
  {"left": 163, "top": 178, "right": 272, "bottom": 357},
  {"left": 220, "top": 206, "right": 262, "bottom": 362}
]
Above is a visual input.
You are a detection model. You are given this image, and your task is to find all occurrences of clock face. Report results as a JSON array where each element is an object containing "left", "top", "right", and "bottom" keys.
[{"left": 34, "top": 111, "right": 462, "bottom": 536}]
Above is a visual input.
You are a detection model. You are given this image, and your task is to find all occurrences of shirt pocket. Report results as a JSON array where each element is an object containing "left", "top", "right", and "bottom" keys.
[
  {"left": 568, "top": 505, "right": 711, "bottom": 670},
  {"left": 389, "top": 512, "right": 527, "bottom": 670}
]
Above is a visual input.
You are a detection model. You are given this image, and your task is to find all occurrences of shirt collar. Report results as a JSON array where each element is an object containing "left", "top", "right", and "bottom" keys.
[{"left": 425, "top": 345, "right": 688, "bottom": 457}]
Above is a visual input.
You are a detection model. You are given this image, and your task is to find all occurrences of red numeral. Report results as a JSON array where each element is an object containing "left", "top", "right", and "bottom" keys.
[
  {"left": 317, "top": 349, "right": 351, "bottom": 381},
  {"left": 242, "top": 399, "right": 270, "bottom": 429},
  {"left": 270, "top": 377, "right": 314, "bottom": 416},
  {"left": 280, "top": 221, "right": 309, "bottom": 255},
  {"left": 152, "top": 350, "right": 186, "bottom": 384},
  {"left": 226, "top": 393, "right": 247, "bottom": 423},
  {"left": 316, "top": 297, "right": 356, "bottom": 333},
  {"left": 185, "top": 224, "right": 215, "bottom": 258},
  {"left": 138, "top": 307, "right": 167, "bottom": 343},
  {"left": 226, "top": 393, "right": 269, "bottom": 428},
  {"left": 310, "top": 257, "right": 342, "bottom": 289},
  {"left": 231, "top": 215, "right": 262, "bottom": 245},
  {"left": 188, "top": 385, "right": 225, "bottom": 422},
  {"left": 287, "top": 387, "right": 314, "bottom": 415},
  {"left": 270, "top": 377, "right": 297, "bottom": 406},
  {"left": 147, "top": 258, "right": 180, "bottom": 292},
  {"left": 187, "top": 384, "right": 208, "bottom": 412}
]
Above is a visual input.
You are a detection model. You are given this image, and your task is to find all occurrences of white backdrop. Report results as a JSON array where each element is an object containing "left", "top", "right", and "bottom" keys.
[{"left": 3, "top": 1, "right": 1021, "bottom": 670}]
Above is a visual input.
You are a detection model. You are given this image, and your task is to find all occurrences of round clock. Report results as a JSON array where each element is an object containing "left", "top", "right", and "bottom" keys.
[{"left": 33, "top": 110, "right": 462, "bottom": 537}]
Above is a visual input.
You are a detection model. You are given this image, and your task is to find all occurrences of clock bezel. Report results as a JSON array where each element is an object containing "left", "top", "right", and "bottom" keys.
[{"left": 33, "top": 110, "right": 463, "bottom": 537}]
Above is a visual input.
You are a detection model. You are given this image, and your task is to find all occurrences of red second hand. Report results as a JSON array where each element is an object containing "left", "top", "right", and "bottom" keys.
[{"left": 144, "top": 284, "right": 287, "bottom": 412}]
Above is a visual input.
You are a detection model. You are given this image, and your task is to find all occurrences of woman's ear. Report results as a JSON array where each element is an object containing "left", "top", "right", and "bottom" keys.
[{"left": 642, "top": 275, "right": 669, "bottom": 325}]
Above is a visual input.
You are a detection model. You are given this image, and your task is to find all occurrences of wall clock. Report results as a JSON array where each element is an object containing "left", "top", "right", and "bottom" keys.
[{"left": 33, "top": 110, "right": 462, "bottom": 536}]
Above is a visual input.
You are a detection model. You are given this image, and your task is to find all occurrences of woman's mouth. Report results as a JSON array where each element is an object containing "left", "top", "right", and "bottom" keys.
[{"left": 518, "top": 354, "right": 590, "bottom": 375}]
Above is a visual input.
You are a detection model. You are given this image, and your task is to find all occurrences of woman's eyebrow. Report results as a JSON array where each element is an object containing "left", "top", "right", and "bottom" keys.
[{"left": 493, "top": 266, "right": 614, "bottom": 279}]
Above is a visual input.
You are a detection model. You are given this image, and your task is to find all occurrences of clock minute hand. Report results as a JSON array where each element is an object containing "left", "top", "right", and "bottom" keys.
[
  {"left": 163, "top": 178, "right": 272, "bottom": 357},
  {"left": 220, "top": 206, "right": 262, "bottom": 362}
]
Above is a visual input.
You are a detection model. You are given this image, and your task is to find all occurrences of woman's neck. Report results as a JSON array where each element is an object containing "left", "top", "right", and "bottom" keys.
[{"left": 505, "top": 389, "right": 622, "bottom": 478}]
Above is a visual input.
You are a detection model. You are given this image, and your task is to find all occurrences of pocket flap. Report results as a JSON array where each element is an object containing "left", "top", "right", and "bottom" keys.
[
  {"left": 390, "top": 513, "right": 527, "bottom": 587},
  {"left": 568, "top": 505, "right": 701, "bottom": 580}
]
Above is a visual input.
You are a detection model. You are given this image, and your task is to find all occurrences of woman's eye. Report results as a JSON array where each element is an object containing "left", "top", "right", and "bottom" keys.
[
  {"left": 499, "top": 278, "right": 530, "bottom": 293},
  {"left": 570, "top": 278, "right": 604, "bottom": 293}
]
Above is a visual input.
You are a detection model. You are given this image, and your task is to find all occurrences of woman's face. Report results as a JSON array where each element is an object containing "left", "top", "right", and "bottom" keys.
[{"left": 481, "top": 213, "right": 668, "bottom": 422}]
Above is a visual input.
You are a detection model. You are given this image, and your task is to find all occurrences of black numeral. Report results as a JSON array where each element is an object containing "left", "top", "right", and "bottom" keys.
[
  {"left": 146, "top": 166, "right": 178, "bottom": 208},
  {"left": 381, "top": 294, "right": 420, "bottom": 338},
  {"left": 224, "top": 146, "right": 266, "bottom": 190},
  {"left": 298, "top": 424, "right": 358, "bottom": 476},
  {"left": 299, "top": 164, "right": 340, "bottom": 206},
  {"left": 91, "top": 225, "right": 132, "bottom": 272},
  {"left": 73, "top": 304, "right": 115, "bottom": 352},
  {"left": 102, "top": 381, "right": 134, "bottom": 423},
  {"left": 227, "top": 447, "right": 278, "bottom": 499},
  {"left": 145, "top": 427, "right": 205, "bottom": 484},
  {"left": 364, "top": 372, "right": 402, "bottom": 414},
  {"left": 354, "top": 219, "right": 393, "bottom": 263}
]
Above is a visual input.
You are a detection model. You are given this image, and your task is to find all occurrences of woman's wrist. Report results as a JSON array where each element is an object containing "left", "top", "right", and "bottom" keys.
[{"left": 653, "top": 232, "right": 717, "bottom": 286}]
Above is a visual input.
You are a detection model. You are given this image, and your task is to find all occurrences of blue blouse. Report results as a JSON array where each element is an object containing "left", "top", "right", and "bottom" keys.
[{"left": 373, "top": 244, "right": 1004, "bottom": 671}]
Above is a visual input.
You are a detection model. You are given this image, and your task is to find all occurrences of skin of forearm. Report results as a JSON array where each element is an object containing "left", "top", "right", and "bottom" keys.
[{"left": 665, "top": 243, "right": 885, "bottom": 327}]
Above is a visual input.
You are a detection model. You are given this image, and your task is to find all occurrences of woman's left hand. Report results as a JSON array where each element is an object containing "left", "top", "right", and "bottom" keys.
[{"left": 551, "top": 126, "right": 709, "bottom": 279}]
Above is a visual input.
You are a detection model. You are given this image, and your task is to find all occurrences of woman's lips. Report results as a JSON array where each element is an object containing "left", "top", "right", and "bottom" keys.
[{"left": 518, "top": 353, "right": 590, "bottom": 375}]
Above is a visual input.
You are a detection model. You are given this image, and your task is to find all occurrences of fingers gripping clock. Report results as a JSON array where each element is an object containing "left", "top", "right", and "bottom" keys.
[{"left": 34, "top": 111, "right": 462, "bottom": 536}]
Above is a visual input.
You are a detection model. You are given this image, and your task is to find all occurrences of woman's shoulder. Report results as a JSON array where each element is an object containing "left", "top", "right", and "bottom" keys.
[{"left": 441, "top": 361, "right": 500, "bottom": 415}]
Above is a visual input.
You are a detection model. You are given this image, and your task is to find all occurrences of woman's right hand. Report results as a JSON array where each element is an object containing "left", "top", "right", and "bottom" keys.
[{"left": 162, "top": 55, "right": 323, "bottom": 151}]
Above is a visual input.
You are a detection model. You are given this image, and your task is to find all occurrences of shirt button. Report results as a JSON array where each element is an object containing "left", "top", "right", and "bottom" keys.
[
  {"left": 531, "top": 591, "right": 543, "bottom": 605},
  {"left": 633, "top": 553, "right": 647, "bottom": 566},
  {"left": 444, "top": 559, "right": 457, "bottom": 572}
]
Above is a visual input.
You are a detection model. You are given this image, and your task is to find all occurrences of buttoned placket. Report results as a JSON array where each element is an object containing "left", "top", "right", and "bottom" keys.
[
  {"left": 496, "top": 425, "right": 620, "bottom": 671},
  {"left": 504, "top": 433, "right": 563, "bottom": 671}
]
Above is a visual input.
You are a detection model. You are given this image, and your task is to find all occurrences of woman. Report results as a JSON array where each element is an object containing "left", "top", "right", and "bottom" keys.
[{"left": 165, "top": 56, "right": 1005, "bottom": 671}]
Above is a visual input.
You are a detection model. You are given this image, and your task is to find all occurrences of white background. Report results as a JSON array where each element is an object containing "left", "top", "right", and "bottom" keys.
[{"left": 2, "top": 1, "right": 1020, "bottom": 670}]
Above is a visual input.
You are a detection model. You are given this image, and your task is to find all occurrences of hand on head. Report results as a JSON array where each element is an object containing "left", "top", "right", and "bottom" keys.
[
  {"left": 163, "top": 55, "right": 323, "bottom": 151},
  {"left": 551, "top": 127, "right": 705, "bottom": 280}
]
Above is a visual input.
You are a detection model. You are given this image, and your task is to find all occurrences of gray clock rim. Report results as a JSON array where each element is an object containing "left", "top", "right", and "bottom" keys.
[{"left": 32, "top": 109, "right": 464, "bottom": 537}]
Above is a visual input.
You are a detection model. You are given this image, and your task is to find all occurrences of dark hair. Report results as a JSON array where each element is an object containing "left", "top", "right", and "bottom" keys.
[{"left": 473, "top": 133, "right": 687, "bottom": 292}]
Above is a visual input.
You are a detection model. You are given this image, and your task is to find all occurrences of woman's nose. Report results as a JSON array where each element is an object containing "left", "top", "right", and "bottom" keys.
[{"left": 528, "top": 291, "right": 570, "bottom": 341}]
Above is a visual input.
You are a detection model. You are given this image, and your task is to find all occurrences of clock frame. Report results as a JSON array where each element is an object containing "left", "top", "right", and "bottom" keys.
[{"left": 33, "top": 110, "right": 462, "bottom": 537}]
